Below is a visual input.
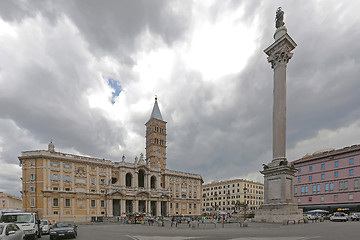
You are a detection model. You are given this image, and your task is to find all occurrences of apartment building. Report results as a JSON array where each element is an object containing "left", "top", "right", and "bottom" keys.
[
  {"left": 0, "top": 192, "right": 22, "bottom": 210},
  {"left": 293, "top": 144, "right": 360, "bottom": 212},
  {"left": 202, "top": 179, "right": 264, "bottom": 215}
]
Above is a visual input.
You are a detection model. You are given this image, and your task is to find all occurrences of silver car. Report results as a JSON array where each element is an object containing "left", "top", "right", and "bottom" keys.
[
  {"left": 0, "top": 223, "right": 25, "bottom": 240},
  {"left": 40, "top": 220, "right": 52, "bottom": 235}
]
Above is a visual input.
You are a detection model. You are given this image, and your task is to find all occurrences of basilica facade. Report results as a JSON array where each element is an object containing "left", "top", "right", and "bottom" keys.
[{"left": 19, "top": 98, "right": 203, "bottom": 222}]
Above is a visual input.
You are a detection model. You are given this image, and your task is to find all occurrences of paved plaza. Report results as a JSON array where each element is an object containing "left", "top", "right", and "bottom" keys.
[{"left": 40, "top": 220, "right": 360, "bottom": 240}]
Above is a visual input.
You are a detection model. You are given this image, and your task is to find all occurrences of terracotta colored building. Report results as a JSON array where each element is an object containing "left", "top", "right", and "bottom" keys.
[{"left": 293, "top": 144, "right": 360, "bottom": 212}]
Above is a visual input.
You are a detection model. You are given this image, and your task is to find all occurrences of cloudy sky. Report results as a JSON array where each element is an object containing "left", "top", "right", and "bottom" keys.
[{"left": 1, "top": 0, "right": 360, "bottom": 197}]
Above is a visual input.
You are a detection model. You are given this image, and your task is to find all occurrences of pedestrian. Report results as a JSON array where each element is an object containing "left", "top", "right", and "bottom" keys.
[{"left": 171, "top": 217, "right": 175, "bottom": 227}]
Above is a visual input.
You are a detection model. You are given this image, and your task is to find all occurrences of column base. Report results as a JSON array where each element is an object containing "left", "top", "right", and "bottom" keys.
[{"left": 254, "top": 203, "right": 303, "bottom": 223}]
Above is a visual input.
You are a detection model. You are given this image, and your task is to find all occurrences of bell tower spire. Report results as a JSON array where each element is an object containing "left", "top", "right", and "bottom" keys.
[{"left": 145, "top": 96, "right": 167, "bottom": 171}]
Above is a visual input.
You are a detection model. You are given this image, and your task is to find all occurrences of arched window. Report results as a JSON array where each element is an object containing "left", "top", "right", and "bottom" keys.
[
  {"left": 138, "top": 169, "right": 145, "bottom": 188},
  {"left": 126, "top": 173, "right": 132, "bottom": 187},
  {"left": 150, "top": 176, "right": 156, "bottom": 189}
]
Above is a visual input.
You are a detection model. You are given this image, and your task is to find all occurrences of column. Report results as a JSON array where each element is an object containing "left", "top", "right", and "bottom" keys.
[
  {"left": 157, "top": 201, "right": 161, "bottom": 216},
  {"left": 271, "top": 48, "right": 290, "bottom": 161},
  {"left": 120, "top": 199, "right": 126, "bottom": 216},
  {"left": 134, "top": 171, "right": 138, "bottom": 188},
  {"left": 134, "top": 199, "right": 138, "bottom": 213},
  {"left": 107, "top": 199, "right": 113, "bottom": 217},
  {"left": 119, "top": 169, "right": 125, "bottom": 187},
  {"left": 146, "top": 200, "right": 151, "bottom": 215}
]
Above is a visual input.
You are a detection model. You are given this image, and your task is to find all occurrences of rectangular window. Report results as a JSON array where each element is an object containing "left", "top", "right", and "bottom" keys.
[
  {"left": 350, "top": 158, "right": 354, "bottom": 164},
  {"left": 298, "top": 168, "right": 301, "bottom": 173},
  {"left": 64, "top": 175, "right": 72, "bottom": 182},
  {"left": 330, "top": 183, "right": 334, "bottom": 191},
  {"left": 30, "top": 198, "right": 35, "bottom": 207},
  {"left": 320, "top": 196, "right": 325, "bottom": 202},
  {"left": 53, "top": 198, "right": 59, "bottom": 207},
  {"left": 189, "top": 203, "right": 192, "bottom": 208},
  {"left": 305, "top": 186, "right": 308, "bottom": 194},
  {"left": 309, "top": 176, "right": 312, "bottom": 181},
  {"left": 317, "top": 184, "right": 320, "bottom": 193},
  {"left": 64, "top": 163, "right": 72, "bottom": 168},
  {"left": 297, "top": 198, "right": 301, "bottom": 203},
  {"left": 335, "top": 161, "right": 339, "bottom": 167},
  {"left": 100, "top": 200, "right": 105, "bottom": 208},
  {"left": 339, "top": 182, "right": 343, "bottom": 191},
  {"left": 64, "top": 188, "right": 71, "bottom": 191},
  {"left": 194, "top": 204, "right": 197, "bottom": 209},
  {"left": 355, "top": 180, "right": 359, "bottom": 190},
  {"left": 308, "top": 197, "right": 312, "bottom": 202},
  {"left": 321, "top": 163, "right": 325, "bottom": 169},
  {"left": 344, "top": 181, "right": 348, "bottom": 190},
  {"left": 29, "top": 173, "right": 36, "bottom": 181},
  {"left": 349, "top": 169, "right": 354, "bottom": 175},
  {"left": 309, "top": 166, "right": 312, "bottom": 171},
  {"left": 334, "top": 195, "right": 338, "bottom": 201},
  {"left": 50, "top": 161, "right": 60, "bottom": 167},
  {"left": 29, "top": 186, "right": 35, "bottom": 192},
  {"left": 53, "top": 187, "right": 59, "bottom": 191},
  {"left": 298, "top": 178, "right": 301, "bottom": 183},
  {"left": 91, "top": 200, "right": 96, "bottom": 208},
  {"left": 294, "top": 187, "right": 297, "bottom": 195},
  {"left": 170, "top": 203, "right": 173, "bottom": 208},
  {"left": 301, "top": 186, "right": 305, "bottom": 194},
  {"left": 313, "top": 185, "right": 316, "bottom": 193},
  {"left": 349, "top": 194, "right": 354, "bottom": 200},
  {"left": 50, "top": 174, "right": 60, "bottom": 181},
  {"left": 325, "top": 183, "right": 329, "bottom": 192},
  {"left": 176, "top": 203, "right": 179, "bottom": 209},
  {"left": 334, "top": 172, "right": 338, "bottom": 177},
  {"left": 65, "top": 199, "right": 71, "bottom": 207},
  {"left": 321, "top": 174, "right": 325, "bottom": 179},
  {"left": 99, "top": 179, "right": 105, "bottom": 185},
  {"left": 90, "top": 178, "right": 96, "bottom": 185}
]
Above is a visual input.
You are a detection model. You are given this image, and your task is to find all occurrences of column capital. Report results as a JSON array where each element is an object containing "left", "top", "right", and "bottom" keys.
[
  {"left": 267, "top": 45, "right": 293, "bottom": 69},
  {"left": 264, "top": 33, "right": 297, "bottom": 69}
]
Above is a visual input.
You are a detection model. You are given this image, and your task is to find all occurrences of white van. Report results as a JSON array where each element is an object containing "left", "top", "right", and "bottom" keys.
[{"left": 0, "top": 211, "right": 41, "bottom": 240}]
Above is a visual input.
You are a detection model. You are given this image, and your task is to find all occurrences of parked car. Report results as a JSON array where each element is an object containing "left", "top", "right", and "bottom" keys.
[
  {"left": 330, "top": 212, "right": 348, "bottom": 222},
  {"left": 350, "top": 212, "right": 360, "bottom": 221},
  {"left": 40, "top": 220, "right": 52, "bottom": 235},
  {"left": 0, "top": 223, "right": 25, "bottom": 240},
  {"left": 0, "top": 211, "right": 41, "bottom": 240},
  {"left": 50, "top": 221, "right": 77, "bottom": 240}
]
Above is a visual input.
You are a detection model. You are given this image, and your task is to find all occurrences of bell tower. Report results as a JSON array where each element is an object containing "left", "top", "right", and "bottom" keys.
[{"left": 145, "top": 96, "right": 167, "bottom": 171}]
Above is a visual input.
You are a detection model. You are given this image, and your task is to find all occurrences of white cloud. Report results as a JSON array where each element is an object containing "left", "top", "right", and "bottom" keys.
[{"left": 288, "top": 120, "right": 360, "bottom": 161}]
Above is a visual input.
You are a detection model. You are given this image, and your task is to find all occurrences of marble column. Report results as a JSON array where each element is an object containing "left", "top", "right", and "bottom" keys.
[{"left": 254, "top": 8, "right": 302, "bottom": 223}]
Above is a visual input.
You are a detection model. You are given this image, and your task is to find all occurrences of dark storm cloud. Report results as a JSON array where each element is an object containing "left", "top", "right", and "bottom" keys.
[
  {"left": 162, "top": 1, "right": 360, "bottom": 182},
  {"left": 61, "top": 0, "right": 192, "bottom": 54},
  {"left": 0, "top": 0, "right": 192, "bottom": 63}
]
